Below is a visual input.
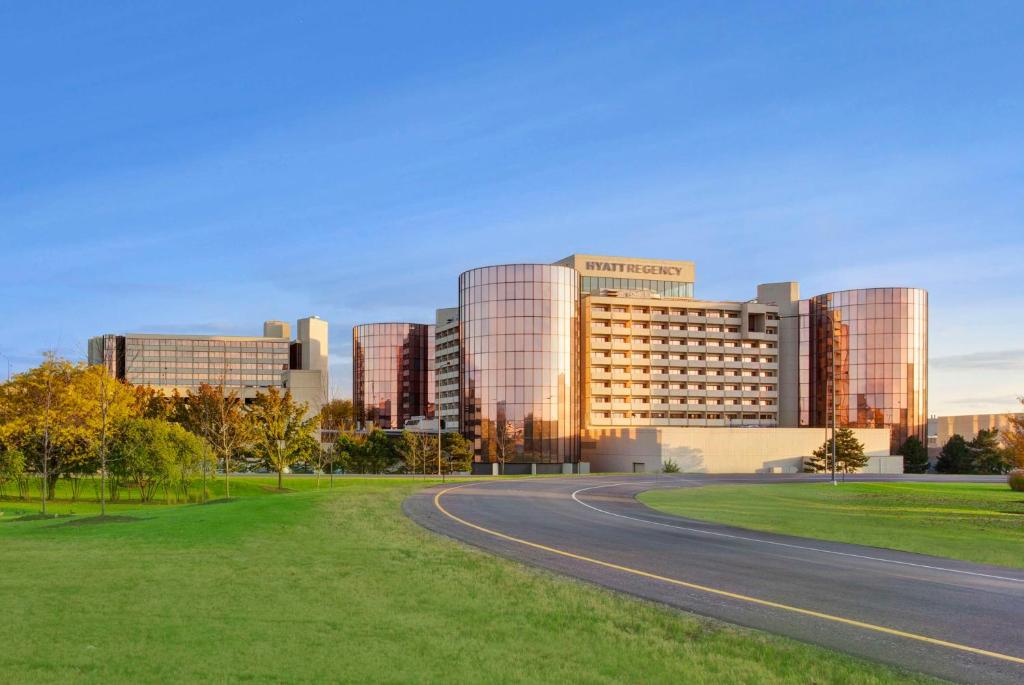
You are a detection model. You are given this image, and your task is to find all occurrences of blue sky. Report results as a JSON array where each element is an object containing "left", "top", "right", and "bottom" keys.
[{"left": 1, "top": 2, "right": 1021, "bottom": 414}]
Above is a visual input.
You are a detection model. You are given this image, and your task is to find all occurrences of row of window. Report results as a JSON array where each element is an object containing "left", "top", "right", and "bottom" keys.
[
  {"left": 593, "top": 381, "right": 776, "bottom": 391},
  {"left": 590, "top": 305, "right": 777, "bottom": 319},
  {"left": 592, "top": 396, "right": 777, "bottom": 406},
  {"left": 591, "top": 412, "right": 777, "bottom": 421}
]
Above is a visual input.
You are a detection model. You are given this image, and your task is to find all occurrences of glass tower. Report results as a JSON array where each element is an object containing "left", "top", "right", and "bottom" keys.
[{"left": 459, "top": 264, "right": 580, "bottom": 464}]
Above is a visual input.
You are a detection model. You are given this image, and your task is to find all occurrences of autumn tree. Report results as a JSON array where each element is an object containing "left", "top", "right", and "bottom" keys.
[
  {"left": 246, "top": 387, "right": 320, "bottom": 490},
  {"left": 805, "top": 427, "right": 868, "bottom": 474},
  {"left": 81, "top": 363, "right": 136, "bottom": 514},
  {"left": 1004, "top": 398, "right": 1024, "bottom": 469},
  {"left": 180, "top": 383, "right": 251, "bottom": 498},
  {"left": 320, "top": 399, "right": 356, "bottom": 432},
  {"left": 0, "top": 355, "right": 92, "bottom": 512}
]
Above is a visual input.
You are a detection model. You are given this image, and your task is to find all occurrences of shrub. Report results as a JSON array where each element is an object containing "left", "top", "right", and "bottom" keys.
[
  {"left": 1009, "top": 469, "right": 1024, "bottom": 492},
  {"left": 662, "top": 459, "right": 681, "bottom": 474}
]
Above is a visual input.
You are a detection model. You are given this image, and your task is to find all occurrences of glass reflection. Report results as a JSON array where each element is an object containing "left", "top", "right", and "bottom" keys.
[
  {"left": 801, "top": 288, "right": 928, "bottom": 452},
  {"left": 459, "top": 264, "right": 580, "bottom": 463},
  {"left": 353, "top": 323, "right": 434, "bottom": 429}
]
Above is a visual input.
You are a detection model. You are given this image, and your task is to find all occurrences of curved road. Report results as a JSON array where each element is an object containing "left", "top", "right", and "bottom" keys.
[{"left": 404, "top": 475, "right": 1024, "bottom": 684}]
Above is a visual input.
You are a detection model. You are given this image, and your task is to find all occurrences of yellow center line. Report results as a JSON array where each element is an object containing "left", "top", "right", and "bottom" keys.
[{"left": 433, "top": 484, "right": 1024, "bottom": 667}]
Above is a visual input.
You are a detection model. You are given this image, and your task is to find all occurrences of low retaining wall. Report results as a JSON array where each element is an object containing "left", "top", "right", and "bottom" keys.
[{"left": 581, "top": 426, "right": 893, "bottom": 474}]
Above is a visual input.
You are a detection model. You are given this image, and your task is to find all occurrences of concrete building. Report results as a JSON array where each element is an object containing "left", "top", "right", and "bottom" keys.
[
  {"left": 932, "top": 412, "right": 1023, "bottom": 446},
  {"left": 88, "top": 316, "right": 330, "bottom": 414},
  {"left": 352, "top": 253, "right": 928, "bottom": 473},
  {"left": 434, "top": 307, "right": 460, "bottom": 432}
]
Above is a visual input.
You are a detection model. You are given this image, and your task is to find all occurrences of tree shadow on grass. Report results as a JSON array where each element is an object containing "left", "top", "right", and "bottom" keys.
[
  {"left": 57, "top": 515, "right": 148, "bottom": 527},
  {"left": 259, "top": 486, "right": 295, "bottom": 493},
  {"left": 200, "top": 497, "right": 238, "bottom": 505},
  {"left": 2, "top": 512, "right": 73, "bottom": 523}
]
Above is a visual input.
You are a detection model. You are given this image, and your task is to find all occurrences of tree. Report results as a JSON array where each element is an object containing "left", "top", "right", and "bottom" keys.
[
  {"left": 935, "top": 434, "right": 971, "bottom": 474},
  {"left": 302, "top": 433, "right": 331, "bottom": 488},
  {"left": 0, "top": 355, "right": 88, "bottom": 512},
  {"left": 441, "top": 432, "right": 473, "bottom": 474},
  {"left": 493, "top": 420, "right": 521, "bottom": 474},
  {"left": 166, "top": 423, "right": 216, "bottom": 502},
  {"left": 247, "top": 388, "right": 320, "bottom": 490},
  {"left": 333, "top": 431, "right": 365, "bottom": 473},
  {"left": 898, "top": 436, "right": 929, "bottom": 474},
  {"left": 0, "top": 447, "right": 25, "bottom": 499},
  {"left": 336, "top": 429, "right": 398, "bottom": 474},
  {"left": 969, "top": 429, "right": 1011, "bottom": 475},
  {"left": 81, "top": 364, "right": 136, "bottom": 515},
  {"left": 180, "top": 383, "right": 251, "bottom": 498},
  {"left": 396, "top": 430, "right": 437, "bottom": 475},
  {"left": 320, "top": 399, "right": 355, "bottom": 432},
  {"left": 662, "top": 459, "right": 681, "bottom": 474},
  {"left": 1004, "top": 398, "right": 1024, "bottom": 469},
  {"left": 109, "top": 418, "right": 176, "bottom": 502},
  {"left": 806, "top": 427, "right": 868, "bottom": 474}
]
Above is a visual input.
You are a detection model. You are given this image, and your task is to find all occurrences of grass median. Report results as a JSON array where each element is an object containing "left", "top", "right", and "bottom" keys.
[
  {"left": 640, "top": 481, "right": 1024, "bottom": 569},
  {"left": 1, "top": 477, "right": 936, "bottom": 683}
]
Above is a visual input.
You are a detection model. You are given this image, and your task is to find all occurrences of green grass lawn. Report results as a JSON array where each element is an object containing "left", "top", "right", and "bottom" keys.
[
  {"left": 0, "top": 478, "right": 937, "bottom": 684},
  {"left": 640, "top": 481, "right": 1024, "bottom": 569}
]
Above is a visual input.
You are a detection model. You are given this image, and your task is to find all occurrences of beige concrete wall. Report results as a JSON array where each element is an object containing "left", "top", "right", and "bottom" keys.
[
  {"left": 757, "top": 282, "right": 801, "bottom": 427},
  {"left": 284, "top": 369, "right": 327, "bottom": 418},
  {"left": 935, "top": 413, "right": 1023, "bottom": 445},
  {"left": 581, "top": 426, "right": 891, "bottom": 474}
]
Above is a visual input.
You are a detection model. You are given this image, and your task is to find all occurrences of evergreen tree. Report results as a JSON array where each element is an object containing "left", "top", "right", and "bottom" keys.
[
  {"left": 969, "top": 429, "right": 1010, "bottom": 474},
  {"left": 898, "top": 435, "right": 929, "bottom": 474},
  {"left": 806, "top": 427, "right": 868, "bottom": 473},
  {"left": 935, "top": 434, "right": 971, "bottom": 473}
]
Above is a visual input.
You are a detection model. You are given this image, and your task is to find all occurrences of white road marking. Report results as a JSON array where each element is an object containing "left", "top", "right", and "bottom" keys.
[{"left": 570, "top": 481, "right": 1024, "bottom": 585}]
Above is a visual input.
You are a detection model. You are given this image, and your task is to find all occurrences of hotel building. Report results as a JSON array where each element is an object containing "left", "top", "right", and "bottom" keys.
[
  {"left": 88, "top": 316, "right": 330, "bottom": 414},
  {"left": 352, "top": 254, "right": 927, "bottom": 473}
]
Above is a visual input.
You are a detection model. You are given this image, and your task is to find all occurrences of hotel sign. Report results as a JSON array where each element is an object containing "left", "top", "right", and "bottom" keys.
[
  {"left": 584, "top": 261, "right": 686, "bottom": 276},
  {"left": 557, "top": 254, "right": 695, "bottom": 282}
]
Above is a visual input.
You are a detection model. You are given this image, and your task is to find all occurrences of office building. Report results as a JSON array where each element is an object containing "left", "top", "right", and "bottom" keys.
[
  {"left": 932, "top": 412, "right": 1023, "bottom": 446},
  {"left": 434, "top": 307, "right": 460, "bottom": 432},
  {"left": 87, "top": 316, "right": 330, "bottom": 414},
  {"left": 352, "top": 323, "right": 434, "bottom": 429},
  {"left": 353, "top": 254, "right": 927, "bottom": 473}
]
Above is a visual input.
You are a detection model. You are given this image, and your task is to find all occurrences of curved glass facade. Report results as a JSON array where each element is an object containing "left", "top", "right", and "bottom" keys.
[
  {"left": 352, "top": 323, "right": 434, "bottom": 429},
  {"left": 801, "top": 288, "right": 927, "bottom": 452},
  {"left": 459, "top": 264, "right": 580, "bottom": 463}
]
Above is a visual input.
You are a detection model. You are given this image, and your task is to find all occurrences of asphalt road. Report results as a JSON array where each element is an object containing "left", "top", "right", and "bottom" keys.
[{"left": 404, "top": 474, "right": 1024, "bottom": 684}]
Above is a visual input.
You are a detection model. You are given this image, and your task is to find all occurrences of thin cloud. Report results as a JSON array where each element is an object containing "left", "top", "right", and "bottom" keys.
[{"left": 931, "top": 349, "right": 1024, "bottom": 371}]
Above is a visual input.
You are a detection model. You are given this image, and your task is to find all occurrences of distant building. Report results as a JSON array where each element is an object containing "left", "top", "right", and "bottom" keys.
[
  {"left": 353, "top": 253, "right": 927, "bottom": 473},
  {"left": 932, "top": 412, "right": 1023, "bottom": 446},
  {"left": 434, "top": 307, "right": 459, "bottom": 432},
  {"left": 352, "top": 323, "right": 434, "bottom": 429},
  {"left": 87, "top": 316, "right": 329, "bottom": 414}
]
